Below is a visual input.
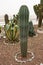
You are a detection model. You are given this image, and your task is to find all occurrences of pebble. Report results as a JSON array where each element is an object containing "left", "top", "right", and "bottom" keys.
[
  {"left": 40, "top": 63, "right": 43, "bottom": 65},
  {"left": 10, "top": 64, "right": 12, "bottom": 65}
]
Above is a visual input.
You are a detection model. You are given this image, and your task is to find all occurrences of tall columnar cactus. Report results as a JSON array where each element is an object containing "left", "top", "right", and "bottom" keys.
[
  {"left": 4, "top": 14, "right": 9, "bottom": 24},
  {"left": 19, "top": 5, "right": 29, "bottom": 57}
]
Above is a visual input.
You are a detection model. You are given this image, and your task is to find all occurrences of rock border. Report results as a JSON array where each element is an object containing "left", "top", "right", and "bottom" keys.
[
  {"left": 33, "top": 33, "right": 38, "bottom": 37},
  {"left": 15, "top": 51, "right": 35, "bottom": 63},
  {"left": 3, "top": 40, "right": 15, "bottom": 46},
  {"left": 37, "top": 28, "right": 43, "bottom": 34}
]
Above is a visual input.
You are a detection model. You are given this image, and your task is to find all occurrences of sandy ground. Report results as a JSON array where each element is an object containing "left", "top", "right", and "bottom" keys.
[{"left": 0, "top": 25, "right": 43, "bottom": 65}]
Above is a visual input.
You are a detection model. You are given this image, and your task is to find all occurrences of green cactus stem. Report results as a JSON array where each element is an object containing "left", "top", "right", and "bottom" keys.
[
  {"left": 38, "top": 16, "right": 42, "bottom": 27},
  {"left": 19, "top": 5, "right": 29, "bottom": 57}
]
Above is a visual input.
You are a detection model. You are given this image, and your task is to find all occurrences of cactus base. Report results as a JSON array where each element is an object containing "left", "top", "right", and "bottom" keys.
[{"left": 15, "top": 51, "right": 34, "bottom": 63}]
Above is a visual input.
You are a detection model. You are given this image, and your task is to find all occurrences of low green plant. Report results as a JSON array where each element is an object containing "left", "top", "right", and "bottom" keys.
[{"left": 4, "top": 19, "right": 19, "bottom": 42}]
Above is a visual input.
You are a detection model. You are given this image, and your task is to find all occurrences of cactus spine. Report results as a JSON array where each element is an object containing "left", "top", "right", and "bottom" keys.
[{"left": 19, "top": 5, "right": 29, "bottom": 57}]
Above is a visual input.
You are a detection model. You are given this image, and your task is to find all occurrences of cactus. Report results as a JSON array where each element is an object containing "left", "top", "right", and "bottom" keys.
[
  {"left": 28, "top": 21, "right": 36, "bottom": 37},
  {"left": 4, "top": 19, "right": 19, "bottom": 42},
  {"left": 33, "top": 4, "right": 43, "bottom": 27},
  {"left": 40, "top": 0, "right": 43, "bottom": 4},
  {"left": 38, "top": 15, "right": 42, "bottom": 27},
  {"left": 4, "top": 14, "right": 9, "bottom": 24},
  {"left": 19, "top": 5, "right": 29, "bottom": 57}
]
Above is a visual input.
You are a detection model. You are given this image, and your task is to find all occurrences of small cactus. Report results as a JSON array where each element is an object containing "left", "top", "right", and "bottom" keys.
[
  {"left": 28, "top": 21, "right": 36, "bottom": 37},
  {"left": 4, "top": 14, "right": 9, "bottom": 24},
  {"left": 4, "top": 19, "right": 19, "bottom": 42},
  {"left": 19, "top": 5, "right": 29, "bottom": 57}
]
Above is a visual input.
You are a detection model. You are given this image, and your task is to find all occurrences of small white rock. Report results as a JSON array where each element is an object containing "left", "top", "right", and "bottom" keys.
[
  {"left": 40, "top": 63, "right": 43, "bottom": 65},
  {"left": 3, "top": 36, "right": 6, "bottom": 38},
  {"left": 37, "top": 29, "right": 43, "bottom": 34},
  {"left": 10, "top": 64, "right": 12, "bottom": 65}
]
